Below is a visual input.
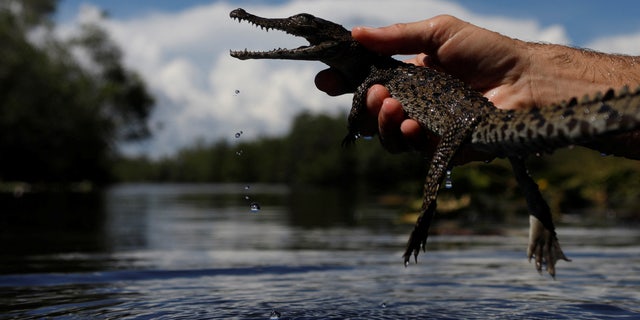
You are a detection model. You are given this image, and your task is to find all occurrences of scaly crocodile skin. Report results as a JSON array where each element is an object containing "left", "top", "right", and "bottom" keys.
[{"left": 230, "top": 8, "right": 640, "bottom": 277}]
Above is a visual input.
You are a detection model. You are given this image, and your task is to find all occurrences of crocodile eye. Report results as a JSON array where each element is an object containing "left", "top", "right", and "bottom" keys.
[{"left": 291, "top": 13, "right": 314, "bottom": 24}]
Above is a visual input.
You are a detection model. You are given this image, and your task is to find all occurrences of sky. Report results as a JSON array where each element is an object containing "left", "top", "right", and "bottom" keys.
[{"left": 54, "top": 0, "right": 640, "bottom": 158}]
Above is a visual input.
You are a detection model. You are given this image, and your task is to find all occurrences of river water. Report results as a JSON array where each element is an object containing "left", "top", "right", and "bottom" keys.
[{"left": 1, "top": 183, "right": 638, "bottom": 319}]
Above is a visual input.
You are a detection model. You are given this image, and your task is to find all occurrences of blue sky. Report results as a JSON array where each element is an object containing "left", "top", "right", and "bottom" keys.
[
  {"left": 455, "top": 0, "right": 640, "bottom": 45},
  {"left": 53, "top": 0, "right": 640, "bottom": 157},
  {"left": 57, "top": 0, "right": 640, "bottom": 46}
]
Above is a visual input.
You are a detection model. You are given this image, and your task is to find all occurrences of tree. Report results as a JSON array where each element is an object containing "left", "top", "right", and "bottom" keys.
[{"left": 0, "top": 0, "right": 154, "bottom": 184}]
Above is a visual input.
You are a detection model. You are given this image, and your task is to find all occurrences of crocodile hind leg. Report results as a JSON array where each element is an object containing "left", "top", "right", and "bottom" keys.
[
  {"left": 508, "top": 157, "right": 570, "bottom": 277},
  {"left": 403, "top": 129, "right": 469, "bottom": 265}
]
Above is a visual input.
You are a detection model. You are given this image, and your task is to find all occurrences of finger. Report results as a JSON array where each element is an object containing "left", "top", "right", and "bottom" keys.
[
  {"left": 357, "top": 85, "right": 390, "bottom": 136},
  {"left": 401, "top": 53, "right": 449, "bottom": 76},
  {"left": 399, "top": 119, "right": 423, "bottom": 144},
  {"left": 378, "top": 97, "right": 404, "bottom": 138},
  {"left": 366, "top": 84, "right": 389, "bottom": 117},
  {"left": 402, "top": 53, "right": 434, "bottom": 68},
  {"left": 378, "top": 98, "right": 409, "bottom": 154},
  {"left": 352, "top": 24, "right": 429, "bottom": 55},
  {"left": 314, "top": 68, "right": 351, "bottom": 96},
  {"left": 352, "top": 15, "right": 466, "bottom": 56}
]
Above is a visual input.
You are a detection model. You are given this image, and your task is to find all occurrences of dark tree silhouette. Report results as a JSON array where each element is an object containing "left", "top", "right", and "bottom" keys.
[{"left": 0, "top": 0, "right": 154, "bottom": 184}]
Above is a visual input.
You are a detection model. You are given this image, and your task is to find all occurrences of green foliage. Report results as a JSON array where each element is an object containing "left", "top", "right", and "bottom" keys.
[
  {"left": 0, "top": 0, "right": 57, "bottom": 30},
  {"left": 114, "top": 111, "right": 639, "bottom": 218},
  {"left": 286, "top": 113, "right": 357, "bottom": 185},
  {"left": 113, "top": 111, "right": 425, "bottom": 188},
  {"left": 0, "top": 1, "right": 153, "bottom": 184},
  {"left": 530, "top": 147, "right": 640, "bottom": 218},
  {"left": 70, "top": 23, "right": 153, "bottom": 141}
]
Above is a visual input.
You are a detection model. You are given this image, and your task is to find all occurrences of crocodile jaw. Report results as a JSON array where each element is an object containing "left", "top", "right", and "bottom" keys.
[
  {"left": 230, "top": 42, "right": 341, "bottom": 60},
  {"left": 229, "top": 8, "right": 350, "bottom": 61}
]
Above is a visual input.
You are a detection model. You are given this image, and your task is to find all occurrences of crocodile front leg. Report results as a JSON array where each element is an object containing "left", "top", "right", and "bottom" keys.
[
  {"left": 404, "top": 199, "right": 437, "bottom": 265},
  {"left": 508, "top": 157, "right": 570, "bottom": 277}
]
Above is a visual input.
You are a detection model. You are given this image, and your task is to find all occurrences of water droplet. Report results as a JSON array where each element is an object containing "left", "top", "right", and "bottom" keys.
[
  {"left": 250, "top": 202, "right": 261, "bottom": 212},
  {"left": 269, "top": 310, "right": 281, "bottom": 320},
  {"left": 380, "top": 302, "right": 387, "bottom": 308},
  {"left": 244, "top": 185, "right": 250, "bottom": 190},
  {"left": 244, "top": 195, "right": 250, "bottom": 200},
  {"left": 444, "top": 170, "right": 453, "bottom": 189},
  {"left": 234, "top": 131, "right": 243, "bottom": 138},
  {"left": 235, "top": 150, "right": 243, "bottom": 156},
  {"left": 234, "top": 89, "right": 240, "bottom": 95}
]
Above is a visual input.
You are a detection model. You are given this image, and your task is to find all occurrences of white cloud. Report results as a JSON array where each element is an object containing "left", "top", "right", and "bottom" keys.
[
  {"left": 61, "top": 0, "right": 596, "bottom": 157},
  {"left": 586, "top": 33, "right": 640, "bottom": 55}
]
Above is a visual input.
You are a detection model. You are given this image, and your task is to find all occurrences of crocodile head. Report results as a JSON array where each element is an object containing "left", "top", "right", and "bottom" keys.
[
  {"left": 230, "top": 8, "right": 393, "bottom": 90},
  {"left": 230, "top": 8, "right": 353, "bottom": 60}
]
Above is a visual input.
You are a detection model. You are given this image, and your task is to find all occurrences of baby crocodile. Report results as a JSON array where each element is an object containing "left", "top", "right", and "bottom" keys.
[{"left": 229, "top": 8, "right": 640, "bottom": 277}]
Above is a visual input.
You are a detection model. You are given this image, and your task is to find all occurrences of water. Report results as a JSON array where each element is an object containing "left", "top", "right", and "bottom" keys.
[
  {"left": 249, "top": 202, "right": 261, "bottom": 212},
  {"left": 1, "top": 184, "right": 638, "bottom": 319},
  {"left": 444, "top": 169, "right": 453, "bottom": 189}
]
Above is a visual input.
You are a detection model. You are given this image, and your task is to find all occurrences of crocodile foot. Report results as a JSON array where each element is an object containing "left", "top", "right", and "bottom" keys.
[
  {"left": 527, "top": 215, "right": 571, "bottom": 278},
  {"left": 403, "top": 202, "right": 436, "bottom": 266},
  {"left": 403, "top": 217, "right": 428, "bottom": 266}
]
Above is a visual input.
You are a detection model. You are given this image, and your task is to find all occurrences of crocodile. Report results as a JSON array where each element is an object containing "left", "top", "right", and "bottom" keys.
[{"left": 229, "top": 8, "right": 640, "bottom": 277}]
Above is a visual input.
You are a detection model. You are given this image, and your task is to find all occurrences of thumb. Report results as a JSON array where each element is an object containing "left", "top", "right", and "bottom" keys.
[{"left": 351, "top": 15, "right": 466, "bottom": 56}]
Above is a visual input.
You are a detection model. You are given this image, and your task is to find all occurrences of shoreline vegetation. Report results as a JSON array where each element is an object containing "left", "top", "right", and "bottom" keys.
[
  {"left": 115, "top": 113, "right": 640, "bottom": 224},
  {"left": 5, "top": 112, "right": 637, "bottom": 225}
]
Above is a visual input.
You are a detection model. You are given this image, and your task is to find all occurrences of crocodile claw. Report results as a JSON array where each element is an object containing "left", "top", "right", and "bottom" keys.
[
  {"left": 403, "top": 232, "right": 425, "bottom": 266},
  {"left": 402, "top": 207, "right": 434, "bottom": 266},
  {"left": 527, "top": 215, "right": 571, "bottom": 278}
]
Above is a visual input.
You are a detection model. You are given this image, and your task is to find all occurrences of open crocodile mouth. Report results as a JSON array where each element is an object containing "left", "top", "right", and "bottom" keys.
[{"left": 229, "top": 8, "right": 341, "bottom": 60}]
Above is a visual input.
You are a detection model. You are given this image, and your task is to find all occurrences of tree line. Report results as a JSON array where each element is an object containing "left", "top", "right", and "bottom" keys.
[
  {"left": 114, "top": 111, "right": 640, "bottom": 220},
  {"left": 114, "top": 112, "right": 428, "bottom": 190}
]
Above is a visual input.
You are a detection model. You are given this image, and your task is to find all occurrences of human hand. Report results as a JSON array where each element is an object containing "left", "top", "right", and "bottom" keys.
[
  {"left": 316, "top": 15, "right": 640, "bottom": 161},
  {"left": 316, "top": 15, "right": 530, "bottom": 161}
]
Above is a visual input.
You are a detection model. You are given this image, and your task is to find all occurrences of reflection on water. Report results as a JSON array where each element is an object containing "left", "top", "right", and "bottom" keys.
[
  {"left": 0, "top": 191, "right": 108, "bottom": 256},
  {"left": 0, "top": 183, "right": 638, "bottom": 319}
]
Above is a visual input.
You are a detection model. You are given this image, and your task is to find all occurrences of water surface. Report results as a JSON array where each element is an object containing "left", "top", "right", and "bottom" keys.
[{"left": 1, "top": 184, "right": 638, "bottom": 319}]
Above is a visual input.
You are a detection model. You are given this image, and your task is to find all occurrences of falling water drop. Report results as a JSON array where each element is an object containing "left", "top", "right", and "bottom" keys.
[
  {"left": 269, "top": 310, "right": 281, "bottom": 320},
  {"left": 235, "top": 150, "right": 243, "bottom": 156},
  {"left": 244, "top": 185, "right": 250, "bottom": 190},
  {"left": 234, "top": 89, "right": 240, "bottom": 95},
  {"left": 444, "top": 169, "right": 453, "bottom": 189},
  {"left": 234, "top": 130, "right": 243, "bottom": 138},
  {"left": 250, "top": 202, "right": 261, "bottom": 212}
]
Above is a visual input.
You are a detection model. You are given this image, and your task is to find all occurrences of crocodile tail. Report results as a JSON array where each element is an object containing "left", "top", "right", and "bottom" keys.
[{"left": 472, "top": 86, "right": 640, "bottom": 155}]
